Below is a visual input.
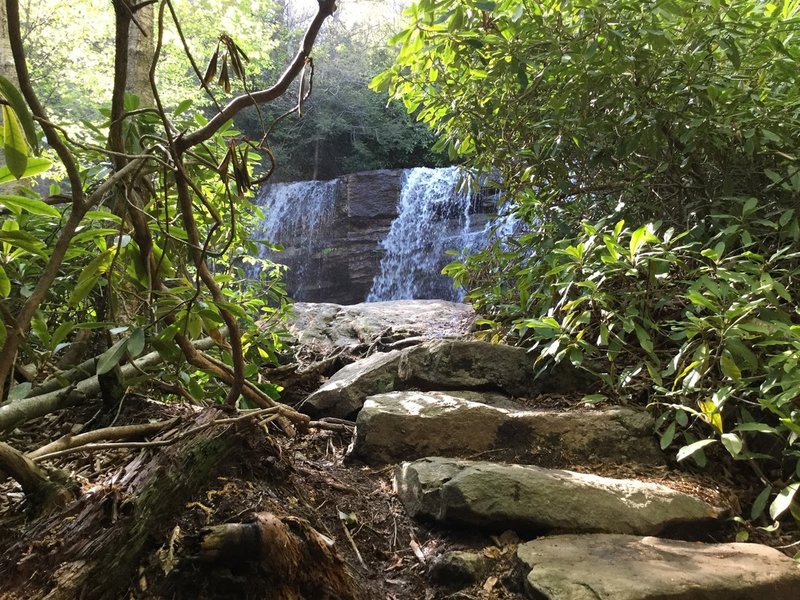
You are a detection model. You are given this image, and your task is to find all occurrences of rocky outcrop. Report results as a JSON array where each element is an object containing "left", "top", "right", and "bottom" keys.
[
  {"left": 286, "top": 300, "right": 475, "bottom": 350},
  {"left": 286, "top": 300, "right": 792, "bottom": 599},
  {"left": 302, "top": 339, "right": 590, "bottom": 418},
  {"left": 267, "top": 169, "right": 403, "bottom": 304},
  {"left": 349, "top": 391, "right": 662, "bottom": 466},
  {"left": 516, "top": 534, "right": 800, "bottom": 599},
  {"left": 395, "top": 458, "right": 728, "bottom": 536}
]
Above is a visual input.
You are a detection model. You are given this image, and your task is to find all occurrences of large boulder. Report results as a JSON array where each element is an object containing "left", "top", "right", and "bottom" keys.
[
  {"left": 395, "top": 458, "right": 728, "bottom": 536},
  {"left": 303, "top": 339, "right": 589, "bottom": 418},
  {"left": 517, "top": 534, "right": 800, "bottom": 599},
  {"left": 300, "top": 350, "right": 403, "bottom": 418},
  {"left": 349, "top": 391, "right": 662, "bottom": 465},
  {"left": 287, "top": 300, "right": 475, "bottom": 351}
]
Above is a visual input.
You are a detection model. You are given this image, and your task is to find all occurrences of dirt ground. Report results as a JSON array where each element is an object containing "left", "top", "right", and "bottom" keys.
[{"left": 1, "top": 389, "right": 797, "bottom": 600}]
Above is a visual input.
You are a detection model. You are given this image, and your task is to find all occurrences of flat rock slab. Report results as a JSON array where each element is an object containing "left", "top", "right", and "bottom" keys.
[
  {"left": 395, "top": 458, "right": 727, "bottom": 536},
  {"left": 350, "top": 391, "right": 663, "bottom": 465},
  {"left": 517, "top": 533, "right": 800, "bottom": 599},
  {"left": 304, "top": 339, "right": 589, "bottom": 418},
  {"left": 286, "top": 300, "right": 475, "bottom": 350}
]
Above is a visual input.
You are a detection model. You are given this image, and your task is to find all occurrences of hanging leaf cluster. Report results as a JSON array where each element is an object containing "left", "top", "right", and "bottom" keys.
[
  {"left": 203, "top": 34, "right": 250, "bottom": 93},
  {"left": 218, "top": 140, "right": 253, "bottom": 196}
]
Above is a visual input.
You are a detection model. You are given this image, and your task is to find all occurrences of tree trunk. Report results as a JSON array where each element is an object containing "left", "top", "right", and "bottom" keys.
[
  {"left": 0, "top": 3, "right": 16, "bottom": 84},
  {"left": 0, "top": 408, "right": 247, "bottom": 600},
  {"left": 126, "top": 1, "right": 154, "bottom": 106}
]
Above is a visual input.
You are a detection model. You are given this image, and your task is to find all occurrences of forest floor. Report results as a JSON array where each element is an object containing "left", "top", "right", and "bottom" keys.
[{"left": 1, "top": 389, "right": 797, "bottom": 599}]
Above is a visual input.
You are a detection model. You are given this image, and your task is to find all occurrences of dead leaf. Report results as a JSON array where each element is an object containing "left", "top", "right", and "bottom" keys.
[{"left": 409, "top": 538, "right": 426, "bottom": 564}]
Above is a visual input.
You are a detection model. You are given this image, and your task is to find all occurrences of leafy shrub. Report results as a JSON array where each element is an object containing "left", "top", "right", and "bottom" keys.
[
  {"left": 383, "top": 0, "right": 800, "bottom": 526},
  {"left": 447, "top": 197, "right": 800, "bottom": 523}
]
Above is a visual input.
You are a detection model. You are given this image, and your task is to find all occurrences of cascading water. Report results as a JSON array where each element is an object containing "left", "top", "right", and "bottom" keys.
[
  {"left": 367, "top": 167, "right": 485, "bottom": 302},
  {"left": 248, "top": 179, "right": 338, "bottom": 298}
]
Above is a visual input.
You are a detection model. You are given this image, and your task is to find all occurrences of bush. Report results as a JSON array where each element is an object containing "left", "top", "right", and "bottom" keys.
[{"left": 384, "top": 0, "right": 800, "bottom": 526}]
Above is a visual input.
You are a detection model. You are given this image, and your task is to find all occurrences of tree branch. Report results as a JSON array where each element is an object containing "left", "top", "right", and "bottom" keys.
[{"left": 176, "top": 0, "right": 337, "bottom": 152}]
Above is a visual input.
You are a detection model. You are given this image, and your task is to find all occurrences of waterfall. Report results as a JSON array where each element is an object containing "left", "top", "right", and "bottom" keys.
[
  {"left": 367, "top": 167, "right": 484, "bottom": 302},
  {"left": 248, "top": 179, "right": 338, "bottom": 298}
]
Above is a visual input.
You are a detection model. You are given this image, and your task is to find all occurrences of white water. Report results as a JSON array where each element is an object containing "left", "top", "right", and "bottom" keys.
[
  {"left": 367, "top": 167, "right": 485, "bottom": 302},
  {"left": 247, "top": 179, "right": 339, "bottom": 288},
  {"left": 250, "top": 179, "right": 338, "bottom": 248}
]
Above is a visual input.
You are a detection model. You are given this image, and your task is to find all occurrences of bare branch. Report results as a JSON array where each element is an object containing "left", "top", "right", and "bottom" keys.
[{"left": 176, "top": 0, "right": 337, "bottom": 152}]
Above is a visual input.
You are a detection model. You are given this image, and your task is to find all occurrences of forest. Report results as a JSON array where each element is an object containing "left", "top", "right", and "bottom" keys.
[{"left": 0, "top": 0, "right": 799, "bottom": 598}]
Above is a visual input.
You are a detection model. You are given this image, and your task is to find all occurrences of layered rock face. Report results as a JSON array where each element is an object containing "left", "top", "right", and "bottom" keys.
[
  {"left": 253, "top": 168, "right": 492, "bottom": 304},
  {"left": 254, "top": 169, "right": 403, "bottom": 304}
]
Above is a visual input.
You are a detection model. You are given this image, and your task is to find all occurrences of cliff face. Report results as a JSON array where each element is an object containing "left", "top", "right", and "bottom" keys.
[
  {"left": 261, "top": 168, "right": 491, "bottom": 305},
  {"left": 279, "top": 169, "right": 404, "bottom": 304}
]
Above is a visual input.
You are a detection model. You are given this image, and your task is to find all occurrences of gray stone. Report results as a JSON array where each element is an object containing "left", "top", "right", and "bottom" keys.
[
  {"left": 287, "top": 300, "right": 475, "bottom": 351},
  {"left": 301, "top": 350, "right": 403, "bottom": 418},
  {"left": 349, "top": 391, "right": 663, "bottom": 465},
  {"left": 344, "top": 169, "right": 404, "bottom": 218},
  {"left": 517, "top": 534, "right": 800, "bottom": 599},
  {"left": 429, "top": 551, "right": 489, "bottom": 587},
  {"left": 303, "top": 338, "right": 589, "bottom": 418},
  {"left": 395, "top": 458, "right": 727, "bottom": 536}
]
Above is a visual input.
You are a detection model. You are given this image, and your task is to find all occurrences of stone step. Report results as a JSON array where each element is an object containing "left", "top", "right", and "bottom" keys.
[
  {"left": 302, "top": 339, "right": 589, "bottom": 419},
  {"left": 349, "top": 391, "right": 662, "bottom": 466},
  {"left": 516, "top": 533, "right": 800, "bottom": 599},
  {"left": 395, "top": 458, "right": 728, "bottom": 536}
]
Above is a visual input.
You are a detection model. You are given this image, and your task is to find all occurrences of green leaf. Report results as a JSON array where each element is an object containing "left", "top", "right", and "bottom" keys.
[
  {"left": 660, "top": 421, "right": 676, "bottom": 449},
  {"left": 629, "top": 225, "right": 658, "bottom": 262},
  {"left": 0, "top": 157, "right": 51, "bottom": 184},
  {"left": 720, "top": 352, "right": 742, "bottom": 382},
  {"left": 581, "top": 393, "right": 608, "bottom": 405},
  {"left": 720, "top": 432, "right": 743, "bottom": 457},
  {"left": 174, "top": 99, "right": 193, "bottom": 115},
  {"left": 50, "top": 321, "right": 75, "bottom": 349},
  {"left": 7, "top": 381, "right": 31, "bottom": 401},
  {"left": 0, "top": 229, "right": 46, "bottom": 256},
  {"left": 2, "top": 104, "right": 28, "bottom": 179},
  {"left": 0, "top": 194, "right": 60, "bottom": 217},
  {"left": 474, "top": 1, "right": 497, "bottom": 10},
  {"left": 734, "top": 422, "right": 778, "bottom": 434},
  {"left": 769, "top": 482, "right": 799, "bottom": 520},
  {"left": 0, "top": 264, "right": 10, "bottom": 297},
  {"left": 751, "top": 486, "right": 771, "bottom": 520},
  {"left": 96, "top": 337, "right": 129, "bottom": 375},
  {"left": 676, "top": 438, "right": 716, "bottom": 462},
  {"left": 127, "top": 327, "right": 145, "bottom": 358},
  {"left": 0, "top": 76, "right": 38, "bottom": 153},
  {"left": 0, "top": 75, "right": 39, "bottom": 154},
  {"left": 634, "top": 324, "right": 654, "bottom": 355}
]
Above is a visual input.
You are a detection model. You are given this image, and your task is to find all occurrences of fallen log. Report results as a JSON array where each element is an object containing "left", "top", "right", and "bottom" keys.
[{"left": 0, "top": 408, "right": 250, "bottom": 600}]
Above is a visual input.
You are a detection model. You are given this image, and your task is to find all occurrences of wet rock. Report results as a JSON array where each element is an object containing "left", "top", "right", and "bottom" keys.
[
  {"left": 349, "top": 391, "right": 662, "bottom": 465},
  {"left": 517, "top": 533, "right": 800, "bottom": 599},
  {"left": 344, "top": 169, "right": 404, "bottom": 219},
  {"left": 395, "top": 458, "right": 727, "bottom": 536},
  {"left": 429, "top": 551, "right": 489, "bottom": 587}
]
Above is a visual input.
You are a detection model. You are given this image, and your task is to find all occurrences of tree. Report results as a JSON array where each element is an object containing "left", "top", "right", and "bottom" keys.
[
  {"left": 0, "top": 0, "right": 337, "bottom": 499},
  {"left": 259, "top": 15, "right": 444, "bottom": 180},
  {"left": 376, "top": 0, "right": 800, "bottom": 224}
]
